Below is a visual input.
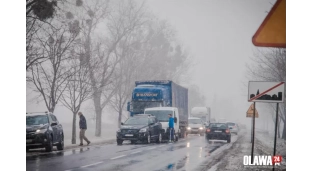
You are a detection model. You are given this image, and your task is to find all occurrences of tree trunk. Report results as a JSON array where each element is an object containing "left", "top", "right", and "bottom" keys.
[
  {"left": 282, "top": 121, "right": 286, "bottom": 140},
  {"left": 72, "top": 112, "right": 77, "bottom": 144},
  {"left": 118, "top": 110, "right": 122, "bottom": 128},
  {"left": 93, "top": 94, "right": 102, "bottom": 137}
]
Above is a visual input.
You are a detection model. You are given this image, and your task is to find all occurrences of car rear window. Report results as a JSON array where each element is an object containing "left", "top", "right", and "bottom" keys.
[{"left": 209, "top": 123, "right": 227, "bottom": 128}]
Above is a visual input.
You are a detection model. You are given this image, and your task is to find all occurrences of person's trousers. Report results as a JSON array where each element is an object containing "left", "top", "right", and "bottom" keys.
[
  {"left": 80, "top": 129, "right": 90, "bottom": 144},
  {"left": 169, "top": 128, "right": 174, "bottom": 141}
]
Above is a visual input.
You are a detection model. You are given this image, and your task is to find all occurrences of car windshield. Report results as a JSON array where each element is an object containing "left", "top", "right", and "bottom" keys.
[
  {"left": 26, "top": 115, "right": 49, "bottom": 126},
  {"left": 144, "top": 110, "right": 172, "bottom": 122},
  {"left": 124, "top": 117, "right": 148, "bottom": 125},
  {"left": 188, "top": 119, "right": 202, "bottom": 124},
  {"left": 209, "top": 123, "right": 228, "bottom": 129}
]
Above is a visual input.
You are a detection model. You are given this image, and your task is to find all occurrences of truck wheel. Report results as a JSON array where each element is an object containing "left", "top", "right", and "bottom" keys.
[{"left": 175, "top": 134, "right": 179, "bottom": 142}]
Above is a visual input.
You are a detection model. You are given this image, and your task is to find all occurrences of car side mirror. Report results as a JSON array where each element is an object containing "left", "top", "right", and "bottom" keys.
[
  {"left": 149, "top": 123, "right": 153, "bottom": 126},
  {"left": 51, "top": 122, "right": 57, "bottom": 126},
  {"left": 121, "top": 122, "right": 124, "bottom": 125}
]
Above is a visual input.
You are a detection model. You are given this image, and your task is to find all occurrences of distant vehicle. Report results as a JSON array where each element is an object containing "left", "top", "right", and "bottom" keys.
[
  {"left": 226, "top": 122, "right": 239, "bottom": 135},
  {"left": 116, "top": 114, "right": 162, "bottom": 145},
  {"left": 26, "top": 112, "right": 64, "bottom": 152},
  {"left": 144, "top": 107, "right": 182, "bottom": 142},
  {"left": 127, "top": 80, "right": 188, "bottom": 138},
  {"left": 190, "top": 107, "right": 211, "bottom": 125},
  {"left": 187, "top": 117, "right": 205, "bottom": 136},
  {"left": 205, "top": 123, "right": 231, "bottom": 143}
]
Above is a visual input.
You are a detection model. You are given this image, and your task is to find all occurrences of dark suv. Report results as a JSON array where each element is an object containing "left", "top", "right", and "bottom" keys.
[
  {"left": 116, "top": 114, "right": 162, "bottom": 145},
  {"left": 26, "top": 112, "right": 64, "bottom": 152}
]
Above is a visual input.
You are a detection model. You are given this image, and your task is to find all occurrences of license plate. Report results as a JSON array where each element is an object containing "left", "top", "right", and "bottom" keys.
[
  {"left": 125, "top": 134, "right": 133, "bottom": 137},
  {"left": 26, "top": 139, "right": 32, "bottom": 143},
  {"left": 214, "top": 130, "right": 222, "bottom": 132}
]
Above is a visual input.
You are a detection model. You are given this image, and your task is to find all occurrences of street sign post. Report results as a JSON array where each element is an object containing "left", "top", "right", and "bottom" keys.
[
  {"left": 252, "top": 0, "right": 286, "bottom": 48},
  {"left": 247, "top": 81, "right": 285, "bottom": 168}
]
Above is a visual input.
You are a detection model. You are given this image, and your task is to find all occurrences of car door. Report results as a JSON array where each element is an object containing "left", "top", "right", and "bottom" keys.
[
  {"left": 153, "top": 117, "right": 161, "bottom": 135},
  {"left": 50, "top": 115, "right": 59, "bottom": 143},
  {"left": 148, "top": 118, "right": 155, "bottom": 138}
]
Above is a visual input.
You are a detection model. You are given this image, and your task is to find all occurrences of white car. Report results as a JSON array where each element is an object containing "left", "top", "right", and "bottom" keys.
[{"left": 226, "top": 122, "right": 238, "bottom": 135}]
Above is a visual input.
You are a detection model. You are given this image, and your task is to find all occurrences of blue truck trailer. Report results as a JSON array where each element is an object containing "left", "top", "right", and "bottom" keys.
[{"left": 127, "top": 80, "right": 188, "bottom": 138}]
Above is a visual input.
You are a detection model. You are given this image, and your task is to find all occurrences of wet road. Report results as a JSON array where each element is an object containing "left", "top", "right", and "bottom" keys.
[{"left": 26, "top": 135, "right": 238, "bottom": 171}]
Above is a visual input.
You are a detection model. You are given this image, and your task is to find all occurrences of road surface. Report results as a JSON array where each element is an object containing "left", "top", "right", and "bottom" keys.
[{"left": 26, "top": 134, "right": 238, "bottom": 171}]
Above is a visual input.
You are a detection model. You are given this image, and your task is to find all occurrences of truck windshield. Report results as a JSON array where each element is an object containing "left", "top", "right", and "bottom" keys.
[
  {"left": 133, "top": 101, "right": 162, "bottom": 113},
  {"left": 144, "top": 110, "right": 172, "bottom": 122}
]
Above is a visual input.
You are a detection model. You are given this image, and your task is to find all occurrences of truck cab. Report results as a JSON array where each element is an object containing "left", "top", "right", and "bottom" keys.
[
  {"left": 127, "top": 83, "right": 171, "bottom": 116},
  {"left": 144, "top": 107, "right": 180, "bottom": 141}
]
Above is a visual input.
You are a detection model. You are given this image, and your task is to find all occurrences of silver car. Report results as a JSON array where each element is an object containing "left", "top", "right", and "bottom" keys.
[{"left": 226, "top": 122, "right": 238, "bottom": 135}]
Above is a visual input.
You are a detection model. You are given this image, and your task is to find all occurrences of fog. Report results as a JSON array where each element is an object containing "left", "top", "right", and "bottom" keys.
[{"left": 26, "top": 0, "right": 283, "bottom": 142}]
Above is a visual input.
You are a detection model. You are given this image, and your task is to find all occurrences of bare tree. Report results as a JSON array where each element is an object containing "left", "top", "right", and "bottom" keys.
[
  {"left": 60, "top": 60, "right": 92, "bottom": 144},
  {"left": 28, "top": 24, "right": 79, "bottom": 112},
  {"left": 246, "top": 48, "right": 286, "bottom": 139},
  {"left": 68, "top": 0, "right": 149, "bottom": 136}
]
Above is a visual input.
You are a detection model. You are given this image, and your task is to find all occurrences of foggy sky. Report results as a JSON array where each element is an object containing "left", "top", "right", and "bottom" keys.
[
  {"left": 144, "top": 0, "right": 276, "bottom": 123},
  {"left": 27, "top": 0, "right": 277, "bottom": 127}
]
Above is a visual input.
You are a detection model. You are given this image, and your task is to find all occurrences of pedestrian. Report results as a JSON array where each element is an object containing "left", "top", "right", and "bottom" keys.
[
  {"left": 168, "top": 114, "right": 175, "bottom": 142},
  {"left": 78, "top": 112, "right": 90, "bottom": 146}
]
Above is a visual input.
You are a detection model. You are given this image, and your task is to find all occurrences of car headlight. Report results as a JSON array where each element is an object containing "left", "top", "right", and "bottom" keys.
[
  {"left": 187, "top": 127, "right": 191, "bottom": 130},
  {"left": 139, "top": 128, "right": 147, "bottom": 132},
  {"left": 199, "top": 127, "right": 203, "bottom": 130},
  {"left": 36, "top": 129, "right": 47, "bottom": 134}
]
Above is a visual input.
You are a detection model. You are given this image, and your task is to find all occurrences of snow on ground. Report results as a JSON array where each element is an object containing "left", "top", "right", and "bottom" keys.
[{"left": 205, "top": 129, "right": 286, "bottom": 171}]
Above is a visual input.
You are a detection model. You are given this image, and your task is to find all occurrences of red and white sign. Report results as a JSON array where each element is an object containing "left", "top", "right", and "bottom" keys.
[{"left": 248, "top": 81, "right": 285, "bottom": 103}]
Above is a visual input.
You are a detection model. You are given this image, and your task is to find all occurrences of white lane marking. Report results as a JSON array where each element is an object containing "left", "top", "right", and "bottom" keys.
[
  {"left": 110, "top": 155, "right": 126, "bottom": 160},
  {"left": 131, "top": 150, "right": 142, "bottom": 154},
  {"left": 147, "top": 147, "right": 156, "bottom": 150},
  {"left": 64, "top": 170, "right": 72, "bottom": 171},
  {"left": 80, "top": 161, "right": 103, "bottom": 168}
]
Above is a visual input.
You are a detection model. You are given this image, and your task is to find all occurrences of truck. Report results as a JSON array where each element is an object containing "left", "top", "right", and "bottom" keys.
[
  {"left": 190, "top": 107, "right": 211, "bottom": 125},
  {"left": 127, "top": 80, "right": 188, "bottom": 140}
]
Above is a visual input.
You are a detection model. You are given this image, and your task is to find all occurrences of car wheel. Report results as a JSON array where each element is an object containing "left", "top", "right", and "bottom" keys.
[
  {"left": 156, "top": 133, "right": 162, "bottom": 143},
  {"left": 57, "top": 134, "right": 64, "bottom": 150},
  {"left": 131, "top": 140, "right": 136, "bottom": 144},
  {"left": 117, "top": 139, "right": 123, "bottom": 145},
  {"left": 227, "top": 137, "right": 231, "bottom": 143},
  {"left": 146, "top": 133, "right": 151, "bottom": 144},
  {"left": 45, "top": 134, "right": 53, "bottom": 152}
]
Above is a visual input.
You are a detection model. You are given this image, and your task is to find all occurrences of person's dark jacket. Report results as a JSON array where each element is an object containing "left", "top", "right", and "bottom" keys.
[{"left": 79, "top": 114, "right": 87, "bottom": 129}]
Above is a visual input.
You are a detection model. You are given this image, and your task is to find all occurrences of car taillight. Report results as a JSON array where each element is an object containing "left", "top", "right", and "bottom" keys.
[
  {"left": 226, "top": 129, "right": 230, "bottom": 133},
  {"left": 206, "top": 129, "right": 210, "bottom": 132}
]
